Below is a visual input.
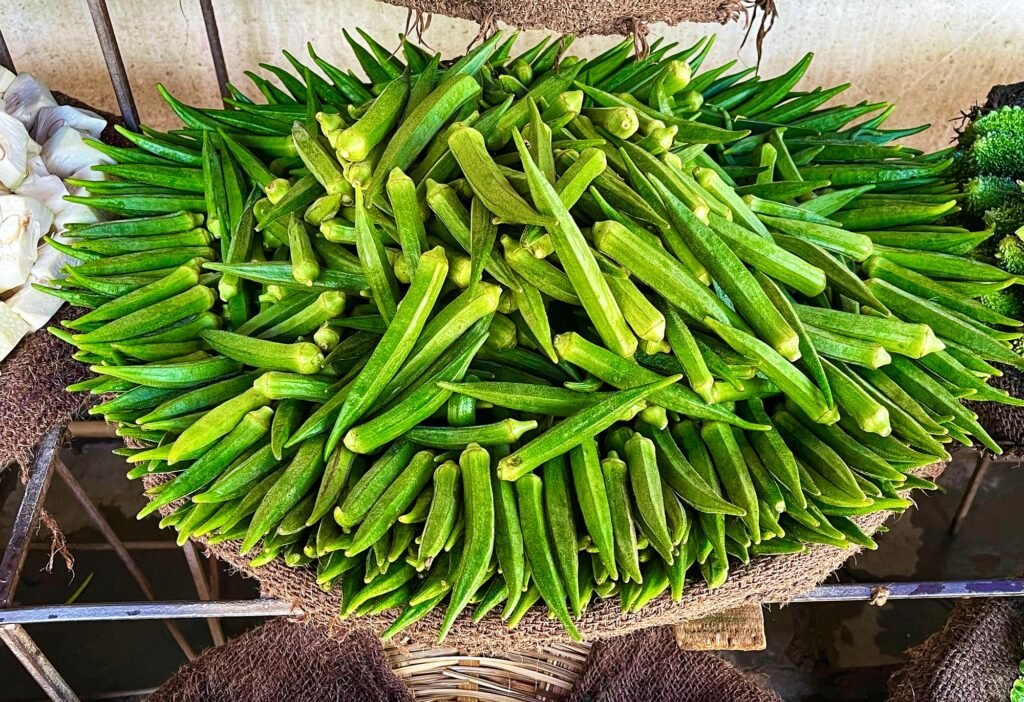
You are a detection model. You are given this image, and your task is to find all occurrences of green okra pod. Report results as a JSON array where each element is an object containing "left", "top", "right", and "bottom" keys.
[
  {"left": 438, "top": 444, "right": 495, "bottom": 641},
  {"left": 624, "top": 432, "right": 674, "bottom": 564},
  {"left": 346, "top": 450, "right": 435, "bottom": 557},
  {"left": 497, "top": 375, "right": 679, "bottom": 481},
  {"left": 542, "top": 455, "right": 581, "bottom": 617}
]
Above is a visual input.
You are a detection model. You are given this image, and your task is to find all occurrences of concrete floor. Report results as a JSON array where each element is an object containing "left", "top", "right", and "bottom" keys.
[{"left": 1, "top": 441, "right": 1021, "bottom": 701}]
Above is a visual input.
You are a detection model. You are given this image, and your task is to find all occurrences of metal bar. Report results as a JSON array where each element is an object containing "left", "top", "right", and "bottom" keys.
[
  {"left": 0, "top": 25, "right": 14, "bottom": 73},
  {"left": 0, "top": 625, "right": 79, "bottom": 701},
  {"left": 53, "top": 460, "right": 197, "bottom": 661},
  {"left": 789, "top": 578, "right": 1024, "bottom": 602},
  {"left": 4, "top": 578, "right": 1024, "bottom": 625},
  {"left": 84, "top": 0, "right": 139, "bottom": 131},
  {"left": 950, "top": 451, "right": 992, "bottom": 536},
  {"left": 1, "top": 426, "right": 62, "bottom": 607},
  {"left": 182, "top": 542, "right": 225, "bottom": 646},
  {"left": 199, "top": 0, "right": 230, "bottom": 98},
  {"left": 0, "top": 600, "right": 300, "bottom": 624}
]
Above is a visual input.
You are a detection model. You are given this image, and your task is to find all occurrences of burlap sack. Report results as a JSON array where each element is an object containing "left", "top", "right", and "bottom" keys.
[
  {"left": 149, "top": 619, "right": 412, "bottom": 702},
  {"left": 0, "top": 304, "right": 91, "bottom": 470},
  {"left": 147, "top": 462, "right": 944, "bottom": 655},
  {"left": 568, "top": 625, "right": 781, "bottom": 701},
  {"left": 379, "top": 0, "right": 771, "bottom": 37},
  {"left": 887, "top": 597, "right": 1024, "bottom": 702},
  {"left": 151, "top": 618, "right": 780, "bottom": 702},
  {"left": 0, "top": 93, "right": 123, "bottom": 471}
]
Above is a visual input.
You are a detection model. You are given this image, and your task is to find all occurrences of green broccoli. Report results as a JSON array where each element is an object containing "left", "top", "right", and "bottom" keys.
[
  {"left": 957, "top": 100, "right": 1024, "bottom": 320},
  {"left": 964, "top": 176, "right": 1020, "bottom": 215},
  {"left": 994, "top": 233, "right": 1024, "bottom": 274},
  {"left": 979, "top": 287, "right": 1024, "bottom": 353}
]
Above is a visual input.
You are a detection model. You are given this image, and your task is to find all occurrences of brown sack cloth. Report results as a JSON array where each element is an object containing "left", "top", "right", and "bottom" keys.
[
  {"left": 887, "top": 598, "right": 1024, "bottom": 702},
  {"left": 0, "top": 303, "right": 90, "bottom": 470},
  {"left": 379, "top": 0, "right": 766, "bottom": 36},
  {"left": 149, "top": 619, "right": 413, "bottom": 702},
  {"left": 152, "top": 619, "right": 779, "bottom": 701},
  {"left": 568, "top": 625, "right": 781, "bottom": 702}
]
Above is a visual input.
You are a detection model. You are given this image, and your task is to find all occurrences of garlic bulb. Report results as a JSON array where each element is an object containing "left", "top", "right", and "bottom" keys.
[
  {"left": 41, "top": 124, "right": 111, "bottom": 179},
  {"left": 0, "top": 111, "right": 31, "bottom": 190},
  {"left": 34, "top": 105, "right": 106, "bottom": 143},
  {"left": 0, "top": 194, "right": 54, "bottom": 292},
  {"left": 3, "top": 73, "right": 57, "bottom": 130},
  {"left": 6, "top": 240, "right": 73, "bottom": 331},
  {"left": 15, "top": 173, "right": 68, "bottom": 214},
  {"left": 0, "top": 71, "right": 107, "bottom": 358},
  {"left": 0, "top": 67, "right": 15, "bottom": 98}
]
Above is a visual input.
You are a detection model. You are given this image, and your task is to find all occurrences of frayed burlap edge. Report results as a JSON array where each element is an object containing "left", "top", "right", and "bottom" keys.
[
  {"left": 145, "top": 462, "right": 944, "bottom": 655},
  {"left": 887, "top": 596, "right": 1024, "bottom": 702},
  {"left": 379, "top": 0, "right": 749, "bottom": 38},
  {"left": 0, "top": 304, "right": 91, "bottom": 471}
]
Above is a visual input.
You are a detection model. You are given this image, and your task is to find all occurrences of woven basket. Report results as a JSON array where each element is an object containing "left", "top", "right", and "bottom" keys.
[{"left": 147, "top": 462, "right": 945, "bottom": 655}]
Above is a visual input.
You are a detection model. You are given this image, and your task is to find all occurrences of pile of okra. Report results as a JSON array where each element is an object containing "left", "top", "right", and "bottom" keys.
[{"left": 45, "top": 30, "right": 1024, "bottom": 642}]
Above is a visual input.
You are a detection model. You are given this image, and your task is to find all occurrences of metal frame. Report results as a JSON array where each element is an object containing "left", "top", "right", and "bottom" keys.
[
  {"left": 0, "top": 426, "right": 216, "bottom": 699},
  {"left": 84, "top": 0, "right": 139, "bottom": 131},
  {"left": 947, "top": 449, "right": 1012, "bottom": 536},
  {"left": 0, "top": 428, "right": 77, "bottom": 702},
  {"left": 199, "top": 0, "right": 230, "bottom": 98}
]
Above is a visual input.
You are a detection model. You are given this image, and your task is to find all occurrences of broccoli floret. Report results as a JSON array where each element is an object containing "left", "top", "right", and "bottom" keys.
[
  {"left": 955, "top": 106, "right": 1024, "bottom": 179},
  {"left": 994, "top": 233, "right": 1024, "bottom": 274},
  {"left": 964, "top": 176, "right": 1020, "bottom": 215}
]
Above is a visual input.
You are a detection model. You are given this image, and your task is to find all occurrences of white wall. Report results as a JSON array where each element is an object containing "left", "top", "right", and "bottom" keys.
[{"left": 3, "top": 0, "right": 1022, "bottom": 150}]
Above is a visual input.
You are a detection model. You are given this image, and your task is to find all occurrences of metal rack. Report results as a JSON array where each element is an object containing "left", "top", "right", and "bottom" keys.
[{"left": 1, "top": 3, "right": 1023, "bottom": 699}]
